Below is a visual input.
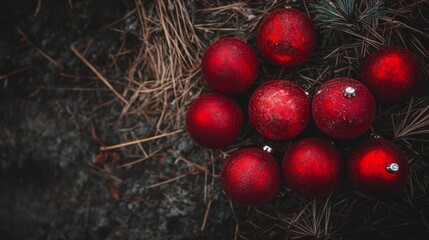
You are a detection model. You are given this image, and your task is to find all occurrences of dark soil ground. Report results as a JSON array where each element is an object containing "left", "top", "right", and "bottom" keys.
[
  {"left": 1, "top": 1, "right": 429, "bottom": 240},
  {"left": 0, "top": 1, "right": 228, "bottom": 239}
]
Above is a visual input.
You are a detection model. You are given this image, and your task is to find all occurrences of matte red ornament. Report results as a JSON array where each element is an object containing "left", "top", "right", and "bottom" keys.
[
  {"left": 362, "top": 46, "right": 422, "bottom": 103},
  {"left": 347, "top": 139, "right": 408, "bottom": 198},
  {"left": 282, "top": 138, "right": 343, "bottom": 198},
  {"left": 186, "top": 93, "right": 244, "bottom": 149},
  {"left": 248, "top": 80, "right": 310, "bottom": 140},
  {"left": 312, "top": 77, "right": 376, "bottom": 139},
  {"left": 221, "top": 147, "right": 280, "bottom": 206},
  {"left": 257, "top": 8, "right": 317, "bottom": 68},
  {"left": 201, "top": 38, "right": 259, "bottom": 95}
]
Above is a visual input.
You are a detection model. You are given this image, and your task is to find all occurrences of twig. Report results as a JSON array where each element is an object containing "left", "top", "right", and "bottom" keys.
[
  {"left": 234, "top": 224, "right": 239, "bottom": 240},
  {"left": 105, "top": 178, "right": 120, "bottom": 202},
  {"left": 70, "top": 43, "right": 128, "bottom": 105},
  {"left": 100, "top": 129, "right": 184, "bottom": 151},
  {"left": 99, "top": 8, "right": 137, "bottom": 31},
  {"left": 201, "top": 200, "right": 212, "bottom": 232},
  {"left": 84, "top": 193, "right": 92, "bottom": 230},
  {"left": 0, "top": 65, "right": 32, "bottom": 81},
  {"left": 175, "top": 156, "right": 216, "bottom": 176},
  {"left": 118, "top": 148, "right": 163, "bottom": 168},
  {"left": 34, "top": 0, "right": 43, "bottom": 17},
  {"left": 146, "top": 170, "right": 193, "bottom": 189},
  {"left": 59, "top": 72, "right": 99, "bottom": 80},
  {"left": 16, "top": 28, "right": 60, "bottom": 68},
  {"left": 197, "top": 2, "right": 247, "bottom": 12}
]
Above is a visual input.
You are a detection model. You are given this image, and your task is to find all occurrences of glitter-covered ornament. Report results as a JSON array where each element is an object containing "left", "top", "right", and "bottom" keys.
[
  {"left": 257, "top": 8, "right": 317, "bottom": 67},
  {"left": 282, "top": 138, "right": 343, "bottom": 198},
  {"left": 201, "top": 38, "right": 259, "bottom": 95},
  {"left": 186, "top": 93, "right": 243, "bottom": 149},
  {"left": 221, "top": 146, "right": 280, "bottom": 206},
  {"left": 312, "top": 77, "right": 376, "bottom": 139},
  {"left": 249, "top": 80, "right": 310, "bottom": 140},
  {"left": 362, "top": 46, "right": 422, "bottom": 103},
  {"left": 347, "top": 138, "right": 408, "bottom": 198}
]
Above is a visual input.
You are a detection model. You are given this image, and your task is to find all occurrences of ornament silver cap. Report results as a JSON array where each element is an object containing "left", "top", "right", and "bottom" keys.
[
  {"left": 263, "top": 145, "right": 273, "bottom": 153},
  {"left": 386, "top": 163, "right": 399, "bottom": 173},
  {"left": 372, "top": 134, "right": 382, "bottom": 139},
  {"left": 343, "top": 86, "right": 356, "bottom": 98}
]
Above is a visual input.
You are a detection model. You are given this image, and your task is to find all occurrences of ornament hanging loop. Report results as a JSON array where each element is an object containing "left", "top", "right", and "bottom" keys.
[
  {"left": 386, "top": 163, "right": 399, "bottom": 173},
  {"left": 343, "top": 87, "right": 356, "bottom": 98}
]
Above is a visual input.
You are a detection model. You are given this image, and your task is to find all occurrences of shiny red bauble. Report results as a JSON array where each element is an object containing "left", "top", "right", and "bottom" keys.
[
  {"left": 312, "top": 77, "right": 376, "bottom": 139},
  {"left": 257, "top": 8, "right": 317, "bottom": 68},
  {"left": 347, "top": 139, "right": 408, "bottom": 198},
  {"left": 221, "top": 148, "right": 280, "bottom": 206},
  {"left": 282, "top": 138, "right": 343, "bottom": 198},
  {"left": 248, "top": 80, "right": 310, "bottom": 140},
  {"left": 186, "top": 93, "right": 243, "bottom": 149},
  {"left": 201, "top": 38, "right": 259, "bottom": 95},
  {"left": 362, "top": 46, "right": 422, "bottom": 103}
]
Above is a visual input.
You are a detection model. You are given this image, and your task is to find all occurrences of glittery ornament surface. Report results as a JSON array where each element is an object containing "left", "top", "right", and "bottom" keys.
[
  {"left": 362, "top": 46, "right": 422, "bottom": 103},
  {"left": 186, "top": 93, "right": 243, "bottom": 149},
  {"left": 248, "top": 80, "right": 310, "bottom": 140},
  {"left": 347, "top": 139, "right": 408, "bottom": 198},
  {"left": 312, "top": 77, "right": 376, "bottom": 139},
  {"left": 201, "top": 38, "right": 259, "bottom": 95},
  {"left": 221, "top": 148, "right": 280, "bottom": 206},
  {"left": 257, "top": 8, "right": 317, "bottom": 67},
  {"left": 282, "top": 138, "right": 343, "bottom": 198}
]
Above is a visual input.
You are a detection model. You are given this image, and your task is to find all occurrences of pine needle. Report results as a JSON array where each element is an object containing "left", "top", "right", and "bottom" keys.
[
  {"left": 310, "top": 0, "right": 386, "bottom": 47},
  {"left": 392, "top": 97, "right": 429, "bottom": 143}
]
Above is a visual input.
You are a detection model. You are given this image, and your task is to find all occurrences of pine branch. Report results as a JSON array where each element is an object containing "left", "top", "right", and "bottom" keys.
[
  {"left": 360, "top": 0, "right": 385, "bottom": 23},
  {"left": 310, "top": 0, "right": 386, "bottom": 47}
]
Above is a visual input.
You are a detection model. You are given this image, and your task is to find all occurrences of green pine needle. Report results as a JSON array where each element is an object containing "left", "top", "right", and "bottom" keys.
[{"left": 310, "top": 0, "right": 386, "bottom": 46}]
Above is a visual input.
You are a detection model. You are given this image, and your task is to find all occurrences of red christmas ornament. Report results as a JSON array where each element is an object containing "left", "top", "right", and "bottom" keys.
[
  {"left": 347, "top": 138, "right": 408, "bottom": 198},
  {"left": 312, "top": 77, "right": 376, "bottom": 139},
  {"left": 248, "top": 80, "right": 310, "bottom": 140},
  {"left": 201, "top": 38, "right": 259, "bottom": 95},
  {"left": 186, "top": 93, "right": 244, "bottom": 149},
  {"left": 257, "top": 8, "right": 317, "bottom": 68},
  {"left": 362, "top": 46, "right": 422, "bottom": 103},
  {"left": 221, "top": 147, "right": 280, "bottom": 206},
  {"left": 282, "top": 138, "right": 343, "bottom": 198}
]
